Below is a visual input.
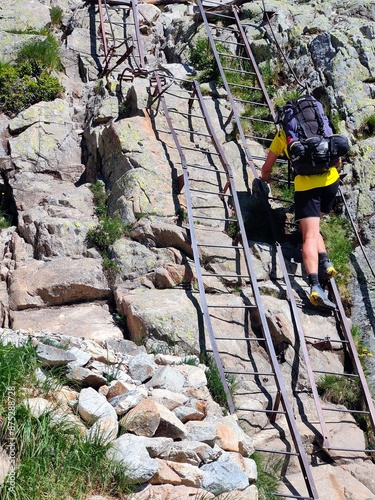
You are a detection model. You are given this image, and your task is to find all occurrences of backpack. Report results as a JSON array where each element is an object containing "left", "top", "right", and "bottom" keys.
[{"left": 276, "top": 95, "right": 350, "bottom": 175}]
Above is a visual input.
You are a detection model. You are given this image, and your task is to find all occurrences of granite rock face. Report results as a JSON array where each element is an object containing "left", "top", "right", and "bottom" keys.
[{"left": 0, "top": 1, "right": 374, "bottom": 499}]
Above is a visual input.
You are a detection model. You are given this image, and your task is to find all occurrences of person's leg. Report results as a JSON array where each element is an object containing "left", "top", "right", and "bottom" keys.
[
  {"left": 299, "top": 217, "right": 324, "bottom": 275},
  {"left": 298, "top": 216, "right": 336, "bottom": 310}
]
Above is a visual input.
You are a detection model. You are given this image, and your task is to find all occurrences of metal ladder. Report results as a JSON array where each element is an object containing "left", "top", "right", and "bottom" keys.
[
  {"left": 197, "top": 0, "right": 375, "bottom": 464},
  {"left": 148, "top": 71, "right": 318, "bottom": 500}
]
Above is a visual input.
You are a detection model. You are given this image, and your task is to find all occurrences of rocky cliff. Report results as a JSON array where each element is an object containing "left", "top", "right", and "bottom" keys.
[{"left": 0, "top": 0, "right": 375, "bottom": 499}]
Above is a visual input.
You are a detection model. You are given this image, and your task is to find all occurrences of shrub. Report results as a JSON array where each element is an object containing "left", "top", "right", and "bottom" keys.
[
  {"left": 0, "top": 34, "right": 64, "bottom": 117},
  {"left": 16, "top": 34, "right": 62, "bottom": 72},
  {"left": 317, "top": 373, "right": 362, "bottom": 408},
  {"left": 189, "top": 38, "right": 223, "bottom": 83},
  {"left": 320, "top": 214, "right": 353, "bottom": 295},
  {"left": 86, "top": 216, "right": 125, "bottom": 252}
]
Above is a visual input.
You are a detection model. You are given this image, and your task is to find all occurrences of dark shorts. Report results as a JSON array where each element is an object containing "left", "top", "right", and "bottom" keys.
[{"left": 294, "top": 180, "right": 340, "bottom": 221}]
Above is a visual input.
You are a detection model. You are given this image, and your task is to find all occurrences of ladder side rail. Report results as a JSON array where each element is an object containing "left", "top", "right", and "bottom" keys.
[
  {"left": 231, "top": 6, "right": 278, "bottom": 125},
  {"left": 192, "top": 81, "right": 318, "bottom": 500},
  {"left": 103, "top": 0, "right": 116, "bottom": 45},
  {"left": 151, "top": 72, "right": 236, "bottom": 414},
  {"left": 227, "top": 170, "right": 318, "bottom": 500},
  {"left": 329, "top": 278, "right": 375, "bottom": 435},
  {"left": 196, "top": 0, "right": 258, "bottom": 176},
  {"left": 130, "top": 0, "right": 146, "bottom": 69},
  {"left": 275, "top": 242, "right": 332, "bottom": 449},
  {"left": 98, "top": 0, "right": 110, "bottom": 66},
  {"left": 339, "top": 186, "right": 375, "bottom": 280}
]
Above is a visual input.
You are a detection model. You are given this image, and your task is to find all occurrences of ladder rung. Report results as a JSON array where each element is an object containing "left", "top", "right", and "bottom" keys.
[
  {"left": 237, "top": 407, "right": 286, "bottom": 414},
  {"left": 255, "top": 448, "right": 299, "bottom": 456},
  {"left": 201, "top": 273, "right": 248, "bottom": 278},
  {"left": 169, "top": 109, "right": 204, "bottom": 119},
  {"left": 182, "top": 146, "right": 219, "bottom": 155},
  {"left": 274, "top": 494, "right": 313, "bottom": 499},
  {"left": 207, "top": 305, "right": 256, "bottom": 310},
  {"left": 325, "top": 447, "right": 375, "bottom": 453},
  {"left": 304, "top": 335, "right": 348, "bottom": 344},
  {"left": 322, "top": 407, "right": 369, "bottom": 414},
  {"left": 193, "top": 215, "right": 237, "bottom": 222},
  {"left": 189, "top": 188, "right": 229, "bottom": 196},
  {"left": 233, "top": 97, "right": 268, "bottom": 107},
  {"left": 224, "top": 370, "right": 275, "bottom": 376},
  {"left": 222, "top": 66, "right": 256, "bottom": 76},
  {"left": 240, "top": 115, "right": 274, "bottom": 124},
  {"left": 228, "top": 82, "right": 262, "bottom": 91},
  {"left": 313, "top": 370, "right": 359, "bottom": 377},
  {"left": 208, "top": 23, "right": 238, "bottom": 33},
  {"left": 186, "top": 163, "right": 227, "bottom": 174},
  {"left": 197, "top": 243, "right": 241, "bottom": 249},
  {"left": 214, "top": 336, "right": 263, "bottom": 340}
]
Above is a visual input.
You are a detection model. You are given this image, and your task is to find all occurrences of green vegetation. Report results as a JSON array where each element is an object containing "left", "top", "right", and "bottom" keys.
[
  {"left": 203, "top": 354, "right": 237, "bottom": 409},
  {"left": 363, "top": 114, "right": 375, "bottom": 136},
  {"left": 0, "top": 34, "right": 64, "bottom": 117},
  {"left": 50, "top": 6, "right": 64, "bottom": 28},
  {"left": 252, "top": 452, "right": 282, "bottom": 500},
  {"left": 0, "top": 341, "right": 134, "bottom": 499},
  {"left": 189, "top": 37, "right": 223, "bottom": 83},
  {"left": 317, "top": 373, "right": 362, "bottom": 408},
  {"left": 0, "top": 199, "right": 12, "bottom": 229},
  {"left": 225, "top": 214, "right": 239, "bottom": 239},
  {"left": 87, "top": 182, "right": 131, "bottom": 271},
  {"left": 320, "top": 214, "right": 353, "bottom": 298},
  {"left": 16, "top": 34, "right": 62, "bottom": 71}
]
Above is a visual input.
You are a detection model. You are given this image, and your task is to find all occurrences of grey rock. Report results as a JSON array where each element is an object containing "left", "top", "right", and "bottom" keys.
[
  {"left": 78, "top": 387, "right": 117, "bottom": 424},
  {"left": 128, "top": 353, "right": 158, "bottom": 382},
  {"left": 201, "top": 461, "right": 249, "bottom": 495},
  {"left": 66, "top": 365, "right": 107, "bottom": 389},
  {"left": 107, "top": 434, "right": 158, "bottom": 483},
  {"left": 109, "top": 390, "right": 144, "bottom": 416},
  {"left": 145, "top": 366, "right": 185, "bottom": 393},
  {"left": 36, "top": 342, "right": 76, "bottom": 366}
]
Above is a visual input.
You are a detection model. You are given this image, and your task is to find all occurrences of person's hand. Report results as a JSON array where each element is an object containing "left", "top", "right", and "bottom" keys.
[{"left": 260, "top": 170, "right": 271, "bottom": 183}]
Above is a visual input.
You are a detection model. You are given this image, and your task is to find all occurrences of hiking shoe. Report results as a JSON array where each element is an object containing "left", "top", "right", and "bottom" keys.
[
  {"left": 318, "top": 260, "right": 337, "bottom": 281},
  {"left": 309, "top": 285, "right": 336, "bottom": 310}
]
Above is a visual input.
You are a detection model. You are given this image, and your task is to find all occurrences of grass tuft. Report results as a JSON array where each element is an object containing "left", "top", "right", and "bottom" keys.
[
  {"left": 0, "top": 340, "right": 135, "bottom": 499},
  {"left": 203, "top": 354, "right": 237, "bottom": 410},
  {"left": 252, "top": 451, "right": 282, "bottom": 500}
]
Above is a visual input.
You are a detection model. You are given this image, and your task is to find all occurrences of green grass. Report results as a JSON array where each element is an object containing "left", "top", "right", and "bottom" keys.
[
  {"left": 252, "top": 452, "right": 282, "bottom": 500},
  {"left": 320, "top": 214, "right": 353, "bottom": 298},
  {"left": 317, "top": 374, "right": 361, "bottom": 408},
  {"left": 87, "top": 182, "right": 131, "bottom": 271},
  {"left": 203, "top": 354, "right": 237, "bottom": 410},
  {"left": 0, "top": 340, "right": 134, "bottom": 499},
  {"left": 50, "top": 6, "right": 64, "bottom": 28},
  {"left": 189, "top": 38, "right": 222, "bottom": 83},
  {"left": 16, "top": 34, "right": 62, "bottom": 72}
]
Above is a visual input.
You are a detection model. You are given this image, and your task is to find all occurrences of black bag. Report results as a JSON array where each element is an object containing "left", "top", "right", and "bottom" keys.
[{"left": 276, "top": 95, "right": 350, "bottom": 175}]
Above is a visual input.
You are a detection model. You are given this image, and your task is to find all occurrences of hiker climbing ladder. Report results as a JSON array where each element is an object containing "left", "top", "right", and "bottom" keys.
[
  {"left": 148, "top": 71, "right": 318, "bottom": 500},
  {"left": 197, "top": 0, "right": 375, "bottom": 460}
]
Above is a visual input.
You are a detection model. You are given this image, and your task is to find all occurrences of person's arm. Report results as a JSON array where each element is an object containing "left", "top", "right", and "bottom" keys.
[{"left": 260, "top": 150, "right": 278, "bottom": 183}]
